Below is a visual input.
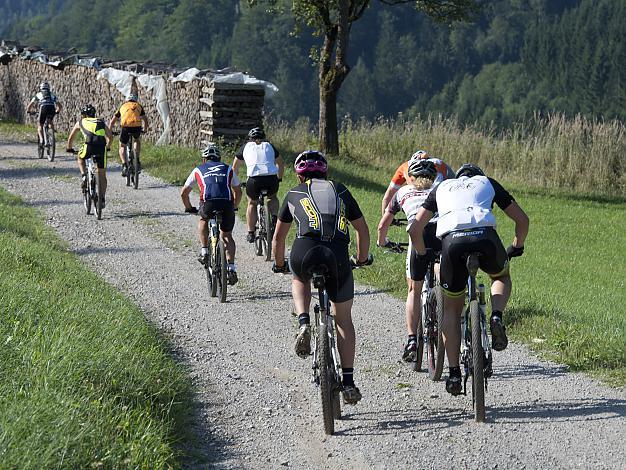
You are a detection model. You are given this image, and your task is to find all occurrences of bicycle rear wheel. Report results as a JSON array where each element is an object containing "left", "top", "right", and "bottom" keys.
[
  {"left": 207, "top": 242, "right": 217, "bottom": 298},
  {"left": 132, "top": 142, "right": 139, "bottom": 189},
  {"left": 217, "top": 238, "right": 227, "bottom": 303},
  {"left": 427, "top": 285, "right": 445, "bottom": 381},
  {"left": 470, "top": 300, "right": 486, "bottom": 422},
  {"left": 83, "top": 184, "right": 92, "bottom": 215},
  {"left": 126, "top": 140, "right": 132, "bottom": 187},
  {"left": 94, "top": 170, "right": 103, "bottom": 220},
  {"left": 318, "top": 315, "right": 335, "bottom": 435},
  {"left": 412, "top": 318, "right": 424, "bottom": 372},
  {"left": 264, "top": 207, "right": 273, "bottom": 261},
  {"left": 257, "top": 205, "right": 268, "bottom": 257},
  {"left": 47, "top": 128, "right": 55, "bottom": 162}
]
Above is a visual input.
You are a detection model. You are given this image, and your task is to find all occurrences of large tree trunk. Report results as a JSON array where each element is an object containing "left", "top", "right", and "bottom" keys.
[{"left": 319, "top": 83, "right": 339, "bottom": 155}]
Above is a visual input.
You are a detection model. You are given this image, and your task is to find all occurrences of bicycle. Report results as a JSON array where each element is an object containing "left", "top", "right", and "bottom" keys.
[
  {"left": 242, "top": 182, "right": 275, "bottom": 261},
  {"left": 29, "top": 112, "right": 55, "bottom": 161},
  {"left": 68, "top": 148, "right": 103, "bottom": 220},
  {"left": 202, "top": 211, "right": 228, "bottom": 303},
  {"left": 420, "top": 249, "right": 445, "bottom": 380},
  {"left": 126, "top": 131, "right": 142, "bottom": 189},
  {"left": 459, "top": 252, "right": 492, "bottom": 422},
  {"left": 274, "top": 254, "right": 372, "bottom": 435}
]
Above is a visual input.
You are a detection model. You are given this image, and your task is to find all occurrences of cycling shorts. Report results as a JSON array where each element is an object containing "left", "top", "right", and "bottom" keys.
[
  {"left": 439, "top": 227, "right": 509, "bottom": 296},
  {"left": 199, "top": 199, "right": 235, "bottom": 232},
  {"left": 406, "top": 223, "right": 441, "bottom": 281},
  {"left": 78, "top": 144, "right": 107, "bottom": 169},
  {"left": 120, "top": 126, "right": 142, "bottom": 145},
  {"left": 289, "top": 237, "right": 354, "bottom": 303},
  {"left": 246, "top": 175, "right": 279, "bottom": 200},
  {"left": 38, "top": 104, "right": 56, "bottom": 125}
]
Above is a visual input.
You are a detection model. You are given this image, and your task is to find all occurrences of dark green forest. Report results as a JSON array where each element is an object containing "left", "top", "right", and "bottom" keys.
[{"left": 2, "top": 0, "right": 624, "bottom": 127}]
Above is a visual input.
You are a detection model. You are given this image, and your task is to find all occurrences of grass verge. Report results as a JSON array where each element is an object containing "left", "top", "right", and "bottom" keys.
[
  {"left": 0, "top": 188, "right": 193, "bottom": 467},
  {"left": 139, "top": 122, "right": 625, "bottom": 386}
]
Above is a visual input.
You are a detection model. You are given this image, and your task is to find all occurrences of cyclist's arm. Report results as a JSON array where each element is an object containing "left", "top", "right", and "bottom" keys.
[
  {"left": 26, "top": 98, "right": 36, "bottom": 113},
  {"left": 381, "top": 185, "right": 399, "bottom": 216},
  {"left": 108, "top": 114, "right": 118, "bottom": 129},
  {"left": 408, "top": 207, "right": 434, "bottom": 256},
  {"left": 231, "top": 157, "right": 242, "bottom": 177},
  {"left": 55, "top": 101, "right": 62, "bottom": 113},
  {"left": 141, "top": 114, "right": 149, "bottom": 133},
  {"left": 503, "top": 201, "right": 529, "bottom": 249},
  {"left": 181, "top": 185, "right": 194, "bottom": 211},
  {"left": 66, "top": 122, "right": 81, "bottom": 150},
  {"left": 272, "top": 219, "right": 291, "bottom": 268},
  {"left": 104, "top": 124, "right": 113, "bottom": 150},
  {"left": 275, "top": 155, "right": 284, "bottom": 180},
  {"left": 377, "top": 210, "right": 394, "bottom": 246},
  {"left": 351, "top": 216, "right": 371, "bottom": 264}
]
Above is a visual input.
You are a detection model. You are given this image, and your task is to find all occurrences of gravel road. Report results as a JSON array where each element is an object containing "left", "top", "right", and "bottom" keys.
[{"left": 1, "top": 141, "right": 624, "bottom": 469}]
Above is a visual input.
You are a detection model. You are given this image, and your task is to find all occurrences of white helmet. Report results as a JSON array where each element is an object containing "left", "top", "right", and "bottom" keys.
[
  {"left": 409, "top": 149, "right": 429, "bottom": 163},
  {"left": 39, "top": 82, "right": 50, "bottom": 91},
  {"left": 201, "top": 143, "right": 221, "bottom": 161}
]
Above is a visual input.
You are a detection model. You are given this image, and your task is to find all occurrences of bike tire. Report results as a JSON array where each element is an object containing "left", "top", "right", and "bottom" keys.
[
  {"left": 264, "top": 207, "right": 273, "bottom": 261},
  {"left": 132, "top": 144, "right": 139, "bottom": 190},
  {"left": 207, "top": 240, "right": 218, "bottom": 298},
  {"left": 218, "top": 237, "right": 227, "bottom": 303},
  {"left": 258, "top": 205, "right": 268, "bottom": 257},
  {"left": 428, "top": 285, "right": 445, "bottom": 381},
  {"left": 37, "top": 134, "right": 44, "bottom": 159},
  {"left": 413, "top": 319, "right": 424, "bottom": 372},
  {"left": 47, "top": 128, "right": 55, "bottom": 162},
  {"left": 94, "top": 170, "right": 103, "bottom": 220},
  {"left": 319, "top": 316, "right": 335, "bottom": 435},
  {"left": 83, "top": 182, "right": 92, "bottom": 215},
  {"left": 470, "top": 300, "right": 486, "bottom": 422},
  {"left": 126, "top": 139, "right": 132, "bottom": 187}
]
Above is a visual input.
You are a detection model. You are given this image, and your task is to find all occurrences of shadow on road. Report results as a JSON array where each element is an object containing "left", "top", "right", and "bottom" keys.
[
  {"left": 493, "top": 397, "right": 626, "bottom": 423},
  {"left": 73, "top": 246, "right": 150, "bottom": 256}
]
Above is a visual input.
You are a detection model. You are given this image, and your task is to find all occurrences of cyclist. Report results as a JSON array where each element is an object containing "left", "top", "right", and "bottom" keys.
[
  {"left": 26, "top": 82, "right": 62, "bottom": 149},
  {"left": 272, "top": 150, "right": 372, "bottom": 405},
  {"left": 231, "top": 127, "right": 284, "bottom": 244},
  {"left": 66, "top": 104, "right": 113, "bottom": 208},
  {"left": 109, "top": 94, "right": 149, "bottom": 177},
  {"left": 380, "top": 149, "right": 454, "bottom": 215},
  {"left": 376, "top": 160, "right": 440, "bottom": 362},
  {"left": 181, "top": 143, "right": 242, "bottom": 285},
  {"left": 408, "top": 163, "right": 529, "bottom": 395}
]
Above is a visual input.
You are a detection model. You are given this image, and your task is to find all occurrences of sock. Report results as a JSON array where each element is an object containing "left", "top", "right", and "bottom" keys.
[
  {"left": 342, "top": 368, "right": 354, "bottom": 387},
  {"left": 298, "top": 313, "right": 310, "bottom": 327},
  {"left": 201, "top": 246, "right": 208, "bottom": 256},
  {"left": 408, "top": 334, "right": 417, "bottom": 343},
  {"left": 491, "top": 310, "right": 503, "bottom": 321},
  {"left": 449, "top": 366, "right": 461, "bottom": 377}
]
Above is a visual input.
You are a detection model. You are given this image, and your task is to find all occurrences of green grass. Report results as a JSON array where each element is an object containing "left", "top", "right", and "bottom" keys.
[
  {"left": 0, "top": 188, "right": 193, "bottom": 467},
  {"left": 141, "top": 122, "right": 625, "bottom": 386},
  {"left": 0, "top": 119, "right": 38, "bottom": 142}
]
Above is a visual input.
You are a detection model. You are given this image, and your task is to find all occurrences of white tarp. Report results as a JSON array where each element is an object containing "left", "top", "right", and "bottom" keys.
[
  {"left": 210, "top": 72, "right": 279, "bottom": 98},
  {"left": 170, "top": 67, "right": 201, "bottom": 82}
]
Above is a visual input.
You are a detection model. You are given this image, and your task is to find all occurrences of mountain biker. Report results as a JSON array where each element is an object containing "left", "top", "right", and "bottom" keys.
[
  {"left": 109, "top": 94, "right": 149, "bottom": 177},
  {"left": 26, "top": 82, "right": 62, "bottom": 148},
  {"left": 272, "top": 150, "right": 372, "bottom": 405},
  {"left": 66, "top": 104, "right": 113, "bottom": 208},
  {"left": 380, "top": 149, "right": 454, "bottom": 215},
  {"left": 376, "top": 160, "right": 441, "bottom": 362},
  {"left": 181, "top": 143, "right": 242, "bottom": 285},
  {"left": 408, "top": 163, "right": 529, "bottom": 396},
  {"left": 231, "top": 127, "right": 284, "bottom": 244}
]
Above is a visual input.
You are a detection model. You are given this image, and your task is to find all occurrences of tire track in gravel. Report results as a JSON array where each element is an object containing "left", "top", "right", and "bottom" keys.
[{"left": 1, "top": 140, "right": 625, "bottom": 469}]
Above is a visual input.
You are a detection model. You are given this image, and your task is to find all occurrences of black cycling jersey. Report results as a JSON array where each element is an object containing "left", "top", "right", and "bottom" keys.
[{"left": 278, "top": 179, "right": 363, "bottom": 244}]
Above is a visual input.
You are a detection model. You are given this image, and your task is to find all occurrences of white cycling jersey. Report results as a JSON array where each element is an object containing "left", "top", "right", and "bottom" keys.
[
  {"left": 388, "top": 185, "right": 432, "bottom": 228},
  {"left": 241, "top": 141, "right": 279, "bottom": 177}
]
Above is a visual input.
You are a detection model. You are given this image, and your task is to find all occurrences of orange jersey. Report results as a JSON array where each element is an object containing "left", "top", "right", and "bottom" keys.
[
  {"left": 389, "top": 158, "right": 454, "bottom": 188},
  {"left": 116, "top": 101, "right": 144, "bottom": 128}
]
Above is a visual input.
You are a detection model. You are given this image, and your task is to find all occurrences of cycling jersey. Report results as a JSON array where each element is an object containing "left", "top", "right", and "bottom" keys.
[
  {"left": 389, "top": 158, "right": 454, "bottom": 190},
  {"left": 278, "top": 179, "right": 363, "bottom": 244},
  {"left": 32, "top": 90, "right": 58, "bottom": 108},
  {"left": 235, "top": 141, "right": 280, "bottom": 177},
  {"left": 79, "top": 118, "right": 107, "bottom": 147},
  {"left": 422, "top": 175, "right": 514, "bottom": 238},
  {"left": 183, "top": 161, "right": 240, "bottom": 202},
  {"left": 387, "top": 185, "right": 433, "bottom": 227},
  {"left": 115, "top": 101, "right": 145, "bottom": 128}
]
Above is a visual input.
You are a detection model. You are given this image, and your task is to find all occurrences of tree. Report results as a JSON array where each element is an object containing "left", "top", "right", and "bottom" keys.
[{"left": 247, "top": 0, "right": 479, "bottom": 155}]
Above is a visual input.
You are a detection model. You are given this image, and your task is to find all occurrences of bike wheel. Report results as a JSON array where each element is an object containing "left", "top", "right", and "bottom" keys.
[
  {"left": 412, "top": 318, "right": 424, "bottom": 372},
  {"left": 470, "top": 300, "right": 486, "bottom": 422},
  {"left": 218, "top": 237, "right": 227, "bottom": 303},
  {"left": 126, "top": 143, "right": 132, "bottom": 187},
  {"left": 132, "top": 145, "right": 139, "bottom": 189},
  {"left": 207, "top": 243, "right": 217, "bottom": 298},
  {"left": 427, "top": 285, "right": 445, "bottom": 381},
  {"left": 257, "top": 205, "right": 267, "bottom": 257},
  {"left": 37, "top": 134, "right": 44, "bottom": 159},
  {"left": 318, "top": 316, "right": 335, "bottom": 435},
  {"left": 94, "top": 170, "right": 103, "bottom": 220},
  {"left": 47, "top": 128, "right": 55, "bottom": 162},
  {"left": 264, "top": 207, "right": 273, "bottom": 261},
  {"left": 83, "top": 183, "right": 92, "bottom": 215}
]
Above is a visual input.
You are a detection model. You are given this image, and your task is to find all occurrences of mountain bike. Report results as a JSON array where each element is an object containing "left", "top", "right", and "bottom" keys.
[
  {"left": 29, "top": 112, "right": 55, "bottom": 161},
  {"left": 274, "top": 255, "right": 372, "bottom": 435},
  {"left": 68, "top": 148, "right": 103, "bottom": 220},
  {"left": 203, "top": 211, "right": 228, "bottom": 303},
  {"left": 242, "top": 182, "right": 275, "bottom": 261},
  {"left": 459, "top": 252, "right": 492, "bottom": 422},
  {"left": 421, "top": 249, "right": 445, "bottom": 380},
  {"left": 126, "top": 131, "right": 141, "bottom": 189}
]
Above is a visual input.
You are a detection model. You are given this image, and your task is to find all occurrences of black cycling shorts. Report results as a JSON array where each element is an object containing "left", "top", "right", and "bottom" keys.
[
  {"left": 78, "top": 144, "right": 107, "bottom": 169},
  {"left": 120, "top": 126, "right": 142, "bottom": 145},
  {"left": 246, "top": 175, "right": 279, "bottom": 200},
  {"left": 289, "top": 237, "right": 354, "bottom": 303},
  {"left": 199, "top": 199, "right": 236, "bottom": 232},
  {"left": 406, "top": 223, "right": 441, "bottom": 281},
  {"left": 39, "top": 104, "right": 56, "bottom": 125},
  {"left": 440, "top": 227, "right": 509, "bottom": 296}
]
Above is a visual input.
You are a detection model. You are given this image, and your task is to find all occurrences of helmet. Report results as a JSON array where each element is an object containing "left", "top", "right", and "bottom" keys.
[
  {"left": 39, "top": 82, "right": 50, "bottom": 91},
  {"left": 80, "top": 104, "right": 96, "bottom": 117},
  {"left": 409, "top": 149, "right": 429, "bottom": 163},
  {"left": 201, "top": 143, "right": 221, "bottom": 161},
  {"left": 294, "top": 150, "right": 328, "bottom": 177},
  {"left": 127, "top": 93, "right": 138, "bottom": 101},
  {"left": 455, "top": 163, "right": 485, "bottom": 179},
  {"left": 248, "top": 127, "right": 265, "bottom": 140},
  {"left": 408, "top": 159, "right": 437, "bottom": 179}
]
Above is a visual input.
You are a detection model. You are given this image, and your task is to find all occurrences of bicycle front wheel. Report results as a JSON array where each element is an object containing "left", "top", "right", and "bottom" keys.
[
  {"left": 217, "top": 237, "right": 227, "bottom": 303},
  {"left": 318, "top": 317, "right": 335, "bottom": 435},
  {"left": 37, "top": 134, "right": 44, "bottom": 159},
  {"left": 470, "top": 300, "right": 486, "bottom": 422},
  {"left": 413, "top": 318, "right": 424, "bottom": 372}
]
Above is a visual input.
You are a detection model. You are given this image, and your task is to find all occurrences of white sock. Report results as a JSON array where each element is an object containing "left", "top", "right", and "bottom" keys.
[{"left": 201, "top": 247, "right": 208, "bottom": 256}]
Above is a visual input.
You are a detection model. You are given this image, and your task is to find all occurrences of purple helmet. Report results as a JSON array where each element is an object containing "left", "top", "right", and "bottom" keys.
[{"left": 294, "top": 150, "right": 328, "bottom": 177}]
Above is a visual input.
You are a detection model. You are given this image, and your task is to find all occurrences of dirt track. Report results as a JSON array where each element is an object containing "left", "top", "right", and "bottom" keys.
[{"left": 1, "top": 140, "right": 624, "bottom": 469}]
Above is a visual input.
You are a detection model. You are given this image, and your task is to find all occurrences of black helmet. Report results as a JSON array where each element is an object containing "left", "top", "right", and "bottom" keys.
[
  {"left": 201, "top": 143, "right": 221, "bottom": 161},
  {"left": 408, "top": 159, "right": 437, "bottom": 179},
  {"left": 81, "top": 104, "right": 96, "bottom": 118},
  {"left": 455, "top": 163, "right": 485, "bottom": 179},
  {"left": 248, "top": 127, "right": 265, "bottom": 140}
]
